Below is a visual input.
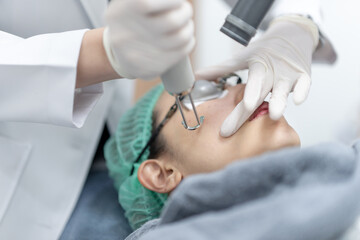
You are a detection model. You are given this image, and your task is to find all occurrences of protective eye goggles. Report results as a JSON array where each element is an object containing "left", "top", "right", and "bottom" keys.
[{"left": 183, "top": 73, "right": 242, "bottom": 109}]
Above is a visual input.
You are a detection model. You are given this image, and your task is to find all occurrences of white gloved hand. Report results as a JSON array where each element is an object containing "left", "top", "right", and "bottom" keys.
[
  {"left": 196, "top": 15, "right": 319, "bottom": 137},
  {"left": 104, "top": 0, "right": 195, "bottom": 80}
]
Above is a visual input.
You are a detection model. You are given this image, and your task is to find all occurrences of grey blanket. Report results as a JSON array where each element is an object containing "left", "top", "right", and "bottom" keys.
[{"left": 126, "top": 141, "right": 360, "bottom": 240}]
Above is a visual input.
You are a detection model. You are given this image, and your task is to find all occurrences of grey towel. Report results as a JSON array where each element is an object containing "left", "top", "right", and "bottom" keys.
[
  {"left": 133, "top": 141, "right": 360, "bottom": 240},
  {"left": 125, "top": 219, "right": 160, "bottom": 240}
]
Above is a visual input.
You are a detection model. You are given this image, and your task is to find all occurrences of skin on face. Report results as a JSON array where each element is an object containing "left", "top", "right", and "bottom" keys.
[{"left": 138, "top": 84, "right": 300, "bottom": 194}]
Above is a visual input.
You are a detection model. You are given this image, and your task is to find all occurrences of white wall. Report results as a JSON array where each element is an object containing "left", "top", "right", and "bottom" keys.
[{"left": 194, "top": 0, "right": 360, "bottom": 146}]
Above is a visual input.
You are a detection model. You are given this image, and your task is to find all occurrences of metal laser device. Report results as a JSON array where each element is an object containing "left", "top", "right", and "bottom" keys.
[
  {"left": 161, "top": 0, "right": 275, "bottom": 130},
  {"left": 221, "top": 0, "right": 275, "bottom": 46},
  {"left": 161, "top": 57, "right": 204, "bottom": 131}
]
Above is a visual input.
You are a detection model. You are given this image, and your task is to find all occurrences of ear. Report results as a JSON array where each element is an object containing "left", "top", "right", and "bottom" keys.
[{"left": 138, "top": 159, "right": 182, "bottom": 194}]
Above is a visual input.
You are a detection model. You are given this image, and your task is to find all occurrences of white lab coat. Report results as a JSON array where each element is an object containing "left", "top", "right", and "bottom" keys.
[
  {"left": 0, "top": 1, "right": 335, "bottom": 240},
  {"left": 0, "top": 0, "right": 134, "bottom": 239}
]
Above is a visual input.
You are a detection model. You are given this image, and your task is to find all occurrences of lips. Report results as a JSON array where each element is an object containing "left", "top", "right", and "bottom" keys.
[{"left": 249, "top": 102, "right": 269, "bottom": 121}]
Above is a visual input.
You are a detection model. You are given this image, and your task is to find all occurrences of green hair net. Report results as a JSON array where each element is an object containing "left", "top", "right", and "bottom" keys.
[{"left": 104, "top": 84, "right": 168, "bottom": 230}]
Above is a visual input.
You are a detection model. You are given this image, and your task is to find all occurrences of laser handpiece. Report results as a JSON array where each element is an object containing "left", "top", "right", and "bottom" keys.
[
  {"left": 161, "top": 57, "right": 204, "bottom": 131},
  {"left": 221, "top": 0, "right": 275, "bottom": 46},
  {"left": 161, "top": 0, "right": 275, "bottom": 130}
]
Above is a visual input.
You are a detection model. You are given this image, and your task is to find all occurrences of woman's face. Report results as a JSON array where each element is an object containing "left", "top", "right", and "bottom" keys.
[{"left": 154, "top": 83, "right": 300, "bottom": 177}]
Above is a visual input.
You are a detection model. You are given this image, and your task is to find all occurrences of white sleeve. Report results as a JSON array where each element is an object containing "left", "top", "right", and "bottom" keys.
[
  {"left": 222, "top": 0, "right": 337, "bottom": 64},
  {"left": 263, "top": 0, "right": 337, "bottom": 64},
  {"left": 0, "top": 29, "right": 103, "bottom": 128}
]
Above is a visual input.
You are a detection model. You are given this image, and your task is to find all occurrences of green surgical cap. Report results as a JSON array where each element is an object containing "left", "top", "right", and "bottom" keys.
[{"left": 104, "top": 84, "right": 167, "bottom": 230}]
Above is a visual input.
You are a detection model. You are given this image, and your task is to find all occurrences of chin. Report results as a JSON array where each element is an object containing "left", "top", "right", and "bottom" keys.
[{"left": 263, "top": 115, "right": 301, "bottom": 150}]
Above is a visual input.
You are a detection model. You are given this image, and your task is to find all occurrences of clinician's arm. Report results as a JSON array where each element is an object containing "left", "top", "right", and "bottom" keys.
[
  {"left": 76, "top": 28, "right": 120, "bottom": 88},
  {"left": 0, "top": 0, "right": 195, "bottom": 128},
  {"left": 0, "top": 29, "right": 113, "bottom": 127}
]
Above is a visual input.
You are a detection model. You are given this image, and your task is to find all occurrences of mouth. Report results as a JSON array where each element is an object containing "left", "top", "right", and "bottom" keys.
[{"left": 249, "top": 102, "right": 269, "bottom": 121}]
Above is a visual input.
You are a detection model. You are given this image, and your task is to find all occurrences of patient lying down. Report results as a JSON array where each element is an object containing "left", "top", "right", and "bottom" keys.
[{"left": 104, "top": 80, "right": 300, "bottom": 230}]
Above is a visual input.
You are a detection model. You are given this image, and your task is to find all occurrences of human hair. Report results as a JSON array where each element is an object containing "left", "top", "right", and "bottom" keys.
[{"left": 148, "top": 110, "right": 166, "bottom": 160}]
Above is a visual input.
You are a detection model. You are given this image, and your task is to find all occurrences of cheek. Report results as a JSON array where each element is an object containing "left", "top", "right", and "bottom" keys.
[
  {"left": 172, "top": 98, "right": 246, "bottom": 175},
  {"left": 176, "top": 116, "right": 300, "bottom": 176},
  {"left": 232, "top": 116, "right": 300, "bottom": 158},
  {"left": 197, "top": 99, "right": 235, "bottom": 131},
  {"left": 165, "top": 87, "right": 248, "bottom": 175},
  {"left": 174, "top": 117, "right": 243, "bottom": 175},
  {"left": 180, "top": 84, "right": 245, "bottom": 132}
]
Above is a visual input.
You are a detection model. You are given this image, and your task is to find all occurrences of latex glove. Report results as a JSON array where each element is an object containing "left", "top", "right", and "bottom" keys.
[
  {"left": 104, "top": 0, "right": 195, "bottom": 80},
  {"left": 196, "top": 15, "right": 319, "bottom": 137}
]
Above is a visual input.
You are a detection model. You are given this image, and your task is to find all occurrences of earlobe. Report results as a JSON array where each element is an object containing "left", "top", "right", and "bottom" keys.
[{"left": 138, "top": 159, "right": 182, "bottom": 194}]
